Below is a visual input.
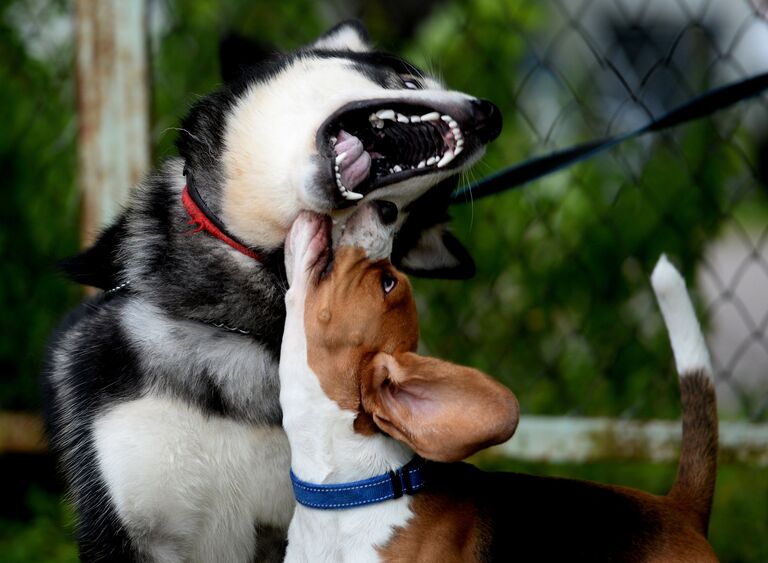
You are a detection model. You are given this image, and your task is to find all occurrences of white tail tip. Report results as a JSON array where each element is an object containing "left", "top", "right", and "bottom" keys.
[{"left": 651, "top": 255, "right": 713, "bottom": 378}]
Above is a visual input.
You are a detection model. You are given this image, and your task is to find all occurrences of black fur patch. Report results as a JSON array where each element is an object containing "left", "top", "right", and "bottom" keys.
[{"left": 426, "top": 463, "right": 664, "bottom": 563}]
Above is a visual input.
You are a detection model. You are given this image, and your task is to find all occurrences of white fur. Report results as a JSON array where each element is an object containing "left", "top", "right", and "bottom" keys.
[
  {"left": 336, "top": 203, "right": 397, "bottom": 261},
  {"left": 651, "top": 254, "right": 713, "bottom": 377},
  {"left": 280, "top": 217, "right": 414, "bottom": 562},
  {"left": 93, "top": 395, "right": 294, "bottom": 563},
  {"left": 312, "top": 25, "right": 370, "bottom": 52}
]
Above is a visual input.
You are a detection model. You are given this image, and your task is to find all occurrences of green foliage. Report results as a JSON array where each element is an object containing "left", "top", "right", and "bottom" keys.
[
  {"left": 0, "top": 0, "right": 81, "bottom": 409},
  {"left": 0, "top": 487, "right": 78, "bottom": 563}
]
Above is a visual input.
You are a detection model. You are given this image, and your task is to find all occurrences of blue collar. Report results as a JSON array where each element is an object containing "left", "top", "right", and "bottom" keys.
[{"left": 290, "top": 457, "right": 427, "bottom": 510}]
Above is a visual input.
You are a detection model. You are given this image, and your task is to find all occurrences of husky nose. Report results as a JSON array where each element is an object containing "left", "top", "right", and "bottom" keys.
[
  {"left": 373, "top": 200, "right": 398, "bottom": 225},
  {"left": 470, "top": 99, "right": 502, "bottom": 143}
]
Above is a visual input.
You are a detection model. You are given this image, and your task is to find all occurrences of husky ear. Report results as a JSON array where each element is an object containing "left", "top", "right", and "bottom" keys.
[
  {"left": 395, "top": 224, "right": 475, "bottom": 280},
  {"left": 391, "top": 176, "right": 475, "bottom": 279},
  {"left": 219, "top": 33, "right": 277, "bottom": 83},
  {"left": 362, "top": 352, "right": 519, "bottom": 462},
  {"left": 59, "top": 216, "right": 126, "bottom": 290},
  {"left": 311, "top": 20, "right": 371, "bottom": 52}
]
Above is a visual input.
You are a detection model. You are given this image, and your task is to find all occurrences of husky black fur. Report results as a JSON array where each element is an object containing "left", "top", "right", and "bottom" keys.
[{"left": 42, "top": 21, "right": 501, "bottom": 562}]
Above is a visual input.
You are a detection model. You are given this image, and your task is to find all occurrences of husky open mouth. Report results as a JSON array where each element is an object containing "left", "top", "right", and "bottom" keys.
[{"left": 318, "top": 99, "right": 501, "bottom": 201}]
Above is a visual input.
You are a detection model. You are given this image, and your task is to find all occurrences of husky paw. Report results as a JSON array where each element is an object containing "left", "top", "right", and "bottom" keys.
[{"left": 285, "top": 211, "right": 329, "bottom": 288}]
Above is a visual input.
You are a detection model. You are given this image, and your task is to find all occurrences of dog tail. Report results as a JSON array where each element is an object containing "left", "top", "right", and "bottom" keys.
[
  {"left": 651, "top": 255, "right": 717, "bottom": 535},
  {"left": 651, "top": 255, "right": 718, "bottom": 536}
]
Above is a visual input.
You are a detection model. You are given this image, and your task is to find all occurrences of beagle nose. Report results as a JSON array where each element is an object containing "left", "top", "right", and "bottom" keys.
[{"left": 374, "top": 200, "right": 398, "bottom": 225}]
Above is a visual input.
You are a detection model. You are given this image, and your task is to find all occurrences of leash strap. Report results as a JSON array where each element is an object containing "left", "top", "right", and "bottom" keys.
[
  {"left": 290, "top": 457, "right": 427, "bottom": 510},
  {"left": 451, "top": 71, "right": 768, "bottom": 204}
]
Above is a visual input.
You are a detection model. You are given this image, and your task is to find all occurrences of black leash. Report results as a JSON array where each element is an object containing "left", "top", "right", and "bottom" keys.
[{"left": 451, "top": 71, "right": 768, "bottom": 204}]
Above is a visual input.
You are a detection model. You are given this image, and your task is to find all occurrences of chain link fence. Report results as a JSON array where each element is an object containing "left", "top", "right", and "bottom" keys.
[{"left": 411, "top": 0, "right": 768, "bottom": 424}]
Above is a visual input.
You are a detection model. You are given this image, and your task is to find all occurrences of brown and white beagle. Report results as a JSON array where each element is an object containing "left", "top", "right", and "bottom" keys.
[{"left": 279, "top": 205, "right": 719, "bottom": 562}]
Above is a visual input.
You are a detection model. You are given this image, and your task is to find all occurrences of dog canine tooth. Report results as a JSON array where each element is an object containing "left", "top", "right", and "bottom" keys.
[
  {"left": 437, "top": 150, "right": 455, "bottom": 168},
  {"left": 342, "top": 190, "right": 364, "bottom": 201},
  {"left": 376, "top": 109, "right": 396, "bottom": 120},
  {"left": 421, "top": 112, "right": 440, "bottom": 122},
  {"left": 335, "top": 174, "right": 363, "bottom": 201}
]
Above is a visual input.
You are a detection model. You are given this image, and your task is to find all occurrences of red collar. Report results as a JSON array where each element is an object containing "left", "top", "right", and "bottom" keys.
[{"left": 182, "top": 185, "right": 263, "bottom": 261}]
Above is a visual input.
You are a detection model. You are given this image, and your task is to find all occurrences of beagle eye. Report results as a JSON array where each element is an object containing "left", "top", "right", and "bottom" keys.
[{"left": 381, "top": 272, "right": 398, "bottom": 295}]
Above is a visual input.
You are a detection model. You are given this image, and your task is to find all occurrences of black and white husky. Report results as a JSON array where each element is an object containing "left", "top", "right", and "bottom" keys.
[{"left": 42, "top": 21, "right": 501, "bottom": 562}]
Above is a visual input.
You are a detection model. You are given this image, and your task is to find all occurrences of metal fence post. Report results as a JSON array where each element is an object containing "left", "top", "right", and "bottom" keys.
[{"left": 75, "top": 0, "right": 149, "bottom": 246}]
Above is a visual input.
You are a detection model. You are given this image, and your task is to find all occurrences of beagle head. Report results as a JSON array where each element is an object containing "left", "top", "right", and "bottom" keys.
[{"left": 283, "top": 205, "right": 519, "bottom": 462}]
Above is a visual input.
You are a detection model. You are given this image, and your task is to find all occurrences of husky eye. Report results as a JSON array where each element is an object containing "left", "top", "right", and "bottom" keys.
[
  {"left": 381, "top": 272, "right": 398, "bottom": 295},
  {"left": 402, "top": 77, "right": 421, "bottom": 90}
]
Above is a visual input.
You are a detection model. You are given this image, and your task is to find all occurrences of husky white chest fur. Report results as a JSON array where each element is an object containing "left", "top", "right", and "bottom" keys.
[{"left": 42, "top": 20, "right": 501, "bottom": 562}]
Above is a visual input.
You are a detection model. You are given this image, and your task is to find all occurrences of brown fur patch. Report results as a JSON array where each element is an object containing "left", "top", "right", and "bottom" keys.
[
  {"left": 378, "top": 492, "right": 482, "bottom": 562},
  {"left": 304, "top": 246, "right": 418, "bottom": 424},
  {"left": 669, "top": 370, "right": 718, "bottom": 535}
]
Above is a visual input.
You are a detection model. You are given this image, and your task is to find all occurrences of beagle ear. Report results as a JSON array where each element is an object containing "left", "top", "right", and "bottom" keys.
[
  {"left": 362, "top": 352, "right": 519, "bottom": 462},
  {"left": 311, "top": 20, "right": 371, "bottom": 52}
]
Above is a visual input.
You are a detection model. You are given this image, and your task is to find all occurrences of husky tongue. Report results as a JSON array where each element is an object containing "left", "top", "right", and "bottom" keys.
[{"left": 335, "top": 130, "right": 371, "bottom": 190}]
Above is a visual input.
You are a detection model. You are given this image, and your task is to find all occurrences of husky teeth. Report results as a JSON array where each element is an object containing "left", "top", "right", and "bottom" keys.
[
  {"left": 330, "top": 136, "right": 337, "bottom": 145},
  {"left": 397, "top": 113, "right": 409, "bottom": 123},
  {"left": 421, "top": 111, "right": 440, "bottom": 121},
  {"left": 426, "top": 156, "right": 438, "bottom": 166},
  {"left": 393, "top": 164, "right": 402, "bottom": 172},
  {"left": 441, "top": 115, "right": 452, "bottom": 122},
  {"left": 335, "top": 175, "right": 364, "bottom": 201},
  {"left": 410, "top": 115, "right": 421, "bottom": 123},
  {"left": 335, "top": 152, "right": 348, "bottom": 164},
  {"left": 448, "top": 120, "right": 458, "bottom": 129},
  {"left": 368, "top": 113, "right": 385, "bottom": 128},
  {"left": 376, "top": 109, "right": 396, "bottom": 120},
  {"left": 417, "top": 160, "right": 426, "bottom": 168},
  {"left": 437, "top": 151, "right": 455, "bottom": 168},
  {"left": 455, "top": 145, "right": 463, "bottom": 155}
]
